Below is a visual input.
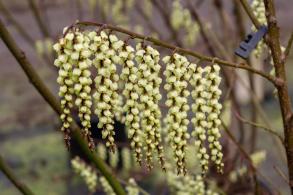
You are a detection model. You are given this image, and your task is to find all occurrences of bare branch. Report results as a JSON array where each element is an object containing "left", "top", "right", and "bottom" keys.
[
  {"left": 273, "top": 165, "right": 290, "bottom": 185},
  {"left": 0, "top": 0, "right": 34, "bottom": 46},
  {"left": 234, "top": 111, "right": 284, "bottom": 144},
  {"left": 263, "top": 0, "right": 293, "bottom": 191},
  {"left": 238, "top": 0, "right": 261, "bottom": 28},
  {"left": 284, "top": 32, "right": 293, "bottom": 62},
  {"left": 221, "top": 120, "right": 256, "bottom": 171},
  {"left": 186, "top": 0, "right": 217, "bottom": 57},
  {"left": 27, "top": 0, "right": 51, "bottom": 38},
  {"left": 149, "top": 0, "right": 182, "bottom": 46},
  {"left": 0, "top": 0, "right": 57, "bottom": 69},
  {"left": 0, "top": 155, "right": 34, "bottom": 195},
  {"left": 134, "top": 3, "right": 161, "bottom": 36},
  {"left": 221, "top": 120, "right": 281, "bottom": 194}
]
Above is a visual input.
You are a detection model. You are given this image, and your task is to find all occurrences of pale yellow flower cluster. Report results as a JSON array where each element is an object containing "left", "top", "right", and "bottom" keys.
[
  {"left": 71, "top": 31, "right": 94, "bottom": 146},
  {"left": 205, "top": 65, "right": 224, "bottom": 172},
  {"left": 54, "top": 28, "right": 225, "bottom": 175},
  {"left": 96, "top": 143, "right": 136, "bottom": 173},
  {"left": 163, "top": 53, "right": 193, "bottom": 175},
  {"left": 71, "top": 156, "right": 98, "bottom": 192},
  {"left": 229, "top": 150, "right": 266, "bottom": 182},
  {"left": 166, "top": 170, "right": 219, "bottom": 195},
  {"left": 251, "top": 0, "right": 267, "bottom": 57},
  {"left": 126, "top": 178, "right": 139, "bottom": 195},
  {"left": 171, "top": 0, "right": 200, "bottom": 46},
  {"left": 136, "top": 43, "right": 165, "bottom": 170},
  {"left": 53, "top": 30, "right": 93, "bottom": 147},
  {"left": 120, "top": 44, "right": 144, "bottom": 165},
  {"left": 99, "top": 176, "right": 116, "bottom": 195},
  {"left": 93, "top": 31, "right": 123, "bottom": 151},
  {"left": 190, "top": 64, "right": 224, "bottom": 173},
  {"left": 190, "top": 66, "right": 210, "bottom": 173}
]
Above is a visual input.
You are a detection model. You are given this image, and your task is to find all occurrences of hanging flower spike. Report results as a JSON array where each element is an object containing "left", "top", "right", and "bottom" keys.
[
  {"left": 251, "top": 0, "right": 267, "bottom": 27},
  {"left": 145, "top": 45, "right": 165, "bottom": 171},
  {"left": 54, "top": 26, "right": 225, "bottom": 176},
  {"left": 163, "top": 53, "right": 191, "bottom": 175},
  {"left": 93, "top": 31, "right": 119, "bottom": 152},
  {"left": 96, "top": 143, "right": 107, "bottom": 161},
  {"left": 251, "top": 0, "right": 267, "bottom": 58},
  {"left": 120, "top": 44, "right": 144, "bottom": 165},
  {"left": 135, "top": 43, "right": 153, "bottom": 170},
  {"left": 72, "top": 30, "right": 95, "bottom": 149},
  {"left": 99, "top": 176, "right": 116, "bottom": 195},
  {"left": 109, "top": 148, "right": 119, "bottom": 169},
  {"left": 205, "top": 64, "right": 224, "bottom": 173},
  {"left": 108, "top": 34, "right": 125, "bottom": 123},
  {"left": 170, "top": 0, "right": 199, "bottom": 46},
  {"left": 136, "top": 43, "right": 166, "bottom": 171},
  {"left": 190, "top": 66, "right": 210, "bottom": 174},
  {"left": 121, "top": 147, "right": 131, "bottom": 172},
  {"left": 53, "top": 30, "right": 76, "bottom": 147},
  {"left": 171, "top": 0, "right": 185, "bottom": 30},
  {"left": 126, "top": 178, "right": 140, "bottom": 195},
  {"left": 114, "top": 93, "right": 125, "bottom": 123},
  {"left": 71, "top": 156, "right": 98, "bottom": 192},
  {"left": 166, "top": 170, "right": 207, "bottom": 195}
]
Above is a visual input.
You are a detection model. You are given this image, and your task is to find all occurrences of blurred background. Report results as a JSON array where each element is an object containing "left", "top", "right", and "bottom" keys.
[{"left": 0, "top": 0, "right": 292, "bottom": 194}]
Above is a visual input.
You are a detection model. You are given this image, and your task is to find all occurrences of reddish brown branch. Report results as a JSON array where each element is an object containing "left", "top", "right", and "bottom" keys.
[
  {"left": 263, "top": 0, "right": 293, "bottom": 192},
  {"left": 71, "top": 21, "right": 277, "bottom": 84},
  {"left": 0, "top": 155, "right": 34, "bottom": 195}
]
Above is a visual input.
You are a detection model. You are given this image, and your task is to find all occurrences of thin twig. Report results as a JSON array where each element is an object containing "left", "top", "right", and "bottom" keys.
[
  {"left": 221, "top": 120, "right": 256, "bottom": 171},
  {"left": 284, "top": 32, "right": 293, "bottom": 62},
  {"left": 0, "top": 155, "right": 35, "bottom": 195},
  {"left": 238, "top": 0, "right": 261, "bottom": 29},
  {"left": 27, "top": 0, "right": 51, "bottom": 38},
  {"left": 233, "top": 0, "right": 246, "bottom": 40},
  {"left": 71, "top": 21, "right": 277, "bottom": 85},
  {"left": 213, "top": 0, "right": 233, "bottom": 54},
  {"left": 233, "top": 1, "right": 259, "bottom": 152},
  {"left": 186, "top": 0, "right": 217, "bottom": 57},
  {"left": 134, "top": 3, "right": 160, "bottom": 36},
  {"left": 0, "top": 0, "right": 34, "bottom": 46},
  {"left": 118, "top": 178, "right": 150, "bottom": 195},
  {"left": 234, "top": 111, "right": 284, "bottom": 144},
  {"left": 0, "top": 18, "right": 126, "bottom": 195},
  {"left": 205, "top": 24, "right": 232, "bottom": 61},
  {"left": 247, "top": 62, "right": 257, "bottom": 153},
  {"left": 235, "top": 70, "right": 287, "bottom": 162},
  {"left": 273, "top": 165, "right": 290, "bottom": 185},
  {"left": 221, "top": 120, "right": 281, "bottom": 194},
  {"left": 75, "top": 0, "right": 83, "bottom": 20},
  {"left": 149, "top": 0, "right": 182, "bottom": 46},
  {"left": 0, "top": 0, "right": 54, "bottom": 66}
]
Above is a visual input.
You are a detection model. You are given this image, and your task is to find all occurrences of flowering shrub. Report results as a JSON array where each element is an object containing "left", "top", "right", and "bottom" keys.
[
  {"left": 54, "top": 27, "right": 223, "bottom": 175},
  {"left": 1, "top": 0, "right": 292, "bottom": 194}
]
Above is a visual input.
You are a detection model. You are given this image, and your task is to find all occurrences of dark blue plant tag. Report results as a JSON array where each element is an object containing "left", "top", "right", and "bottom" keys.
[{"left": 235, "top": 26, "right": 268, "bottom": 59}]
